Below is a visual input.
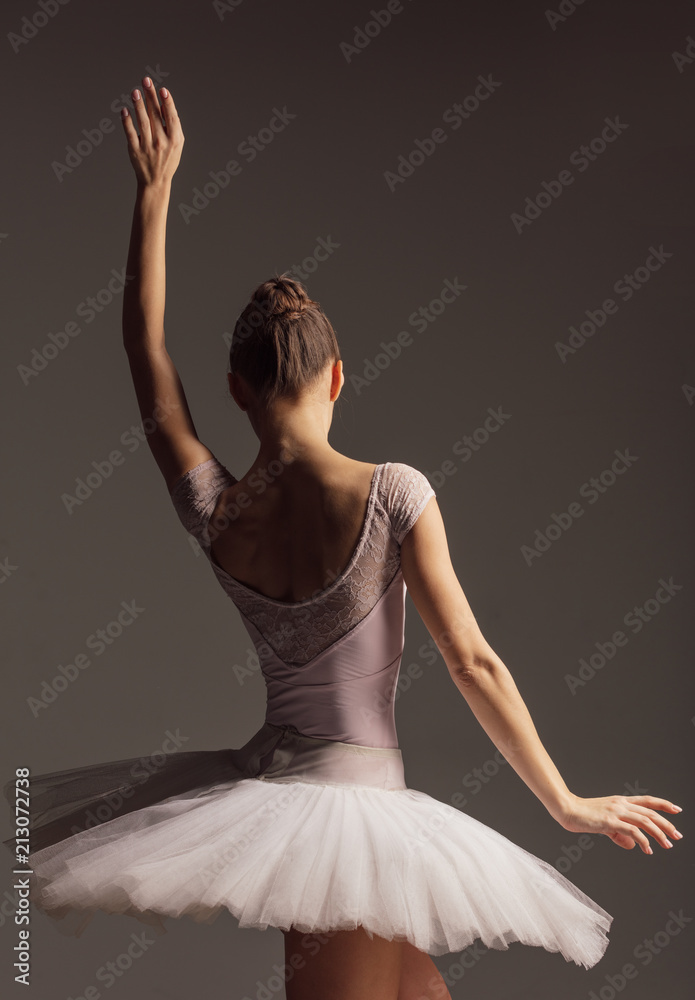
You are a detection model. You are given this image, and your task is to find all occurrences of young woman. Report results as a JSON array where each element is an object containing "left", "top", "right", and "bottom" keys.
[{"left": 10, "top": 78, "right": 683, "bottom": 1000}]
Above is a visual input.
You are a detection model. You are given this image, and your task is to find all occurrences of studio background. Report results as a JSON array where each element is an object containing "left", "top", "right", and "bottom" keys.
[{"left": 1, "top": 0, "right": 693, "bottom": 997}]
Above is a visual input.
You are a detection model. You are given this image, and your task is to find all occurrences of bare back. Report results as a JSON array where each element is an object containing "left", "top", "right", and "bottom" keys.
[{"left": 208, "top": 456, "right": 379, "bottom": 604}]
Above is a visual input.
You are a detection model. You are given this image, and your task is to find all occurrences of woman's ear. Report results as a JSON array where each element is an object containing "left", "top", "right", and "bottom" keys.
[
  {"left": 228, "top": 371, "right": 249, "bottom": 411},
  {"left": 330, "top": 360, "right": 343, "bottom": 401}
]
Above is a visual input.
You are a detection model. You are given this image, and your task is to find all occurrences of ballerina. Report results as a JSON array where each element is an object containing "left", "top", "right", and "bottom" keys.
[{"left": 9, "top": 76, "right": 683, "bottom": 1000}]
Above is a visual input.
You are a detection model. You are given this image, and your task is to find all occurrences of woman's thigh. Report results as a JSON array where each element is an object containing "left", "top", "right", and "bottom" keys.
[
  {"left": 398, "top": 943, "right": 452, "bottom": 1000},
  {"left": 283, "top": 926, "right": 402, "bottom": 1000},
  {"left": 282, "top": 927, "right": 452, "bottom": 1000}
]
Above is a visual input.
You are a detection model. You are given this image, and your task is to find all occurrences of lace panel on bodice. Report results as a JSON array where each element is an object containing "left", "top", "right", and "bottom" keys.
[{"left": 170, "top": 458, "right": 436, "bottom": 666}]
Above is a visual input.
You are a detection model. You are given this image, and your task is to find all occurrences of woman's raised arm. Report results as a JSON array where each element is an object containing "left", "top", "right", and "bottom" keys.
[{"left": 120, "top": 78, "right": 215, "bottom": 491}]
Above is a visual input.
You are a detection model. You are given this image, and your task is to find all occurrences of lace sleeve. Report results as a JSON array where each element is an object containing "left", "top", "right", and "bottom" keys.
[
  {"left": 169, "top": 456, "right": 238, "bottom": 548},
  {"left": 384, "top": 463, "right": 436, "bottom": 545}
]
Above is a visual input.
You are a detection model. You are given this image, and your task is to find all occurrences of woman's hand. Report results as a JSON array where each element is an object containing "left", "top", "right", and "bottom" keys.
[
  {"left": 557, "top": 793, "right": 683, "bottom": 854},
  {"left": 121, "top": 76, "right": 184, "bottom": 189}
]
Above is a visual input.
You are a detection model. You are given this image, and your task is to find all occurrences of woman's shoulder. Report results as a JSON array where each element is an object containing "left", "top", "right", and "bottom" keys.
[
  {"left": 379, "top": 460, "right": 434, "bottom": 493},
  {"left": 322, "top": 455, "right": 434, "bottom": 502},
  {"left": 375, "top": 461, "right": 437, "bottom": 544}
]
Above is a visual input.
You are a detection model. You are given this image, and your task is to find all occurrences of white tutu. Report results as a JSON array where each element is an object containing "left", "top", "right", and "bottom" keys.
[{"left": 7, "top": 723, "right": 612, "bottom": 965}]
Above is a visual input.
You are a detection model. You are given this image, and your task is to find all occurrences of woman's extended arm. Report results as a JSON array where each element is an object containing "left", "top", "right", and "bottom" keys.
[
  {"left": 401, "top": 497, "right": 683, "bottom": 854},
  {"left": 120, "top": 77, "right": 217, "bottom": 490}
]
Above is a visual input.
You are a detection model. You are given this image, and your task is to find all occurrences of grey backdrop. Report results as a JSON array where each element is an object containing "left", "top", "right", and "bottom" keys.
[{"left": 1, "top": 0, "right": 693, "bottom": 997}]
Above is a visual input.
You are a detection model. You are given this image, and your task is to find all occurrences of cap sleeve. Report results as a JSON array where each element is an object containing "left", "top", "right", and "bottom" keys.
[
  {"left": 169, "top": 456, "right": 238, "bottom": 549},
  {"left": 383, "top": 463, "right": 436, "bottom": 545}
]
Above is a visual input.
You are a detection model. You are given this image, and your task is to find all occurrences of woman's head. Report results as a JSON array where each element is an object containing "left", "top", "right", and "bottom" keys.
[{"left": 228, "top": 274, "right": 342, "bottom": 413}]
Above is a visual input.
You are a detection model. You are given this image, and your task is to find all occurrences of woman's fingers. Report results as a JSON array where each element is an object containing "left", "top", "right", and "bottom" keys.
[
  {"left": 609, "top": 829, "right": 638, "bottom": 851},
  {"left": 141, "top": 76, "right": 166, "bottom": 135},
  {"left": 609, "top": 811, "right": 653, "bottom": 853},
  {"left": 609, "top": 795, "right": 684, "bottom": 853},
  {"left": 156, "top": 85, "right": 184, "bottom": 145},
  {"left": 130, "top": 87, "right": 152, "bottom": 142},
  {"left": 611, "top": 822, "right": 651, "bottom": 853},
  {"left": 623, "top": 799, "right": 683, "bottom": 842},
  {"left": 121, "top": 104, "right": 140, "bottom": 152},
  {"left": 120, "top": 79, "right": 184, "bottom": 186},
  {"left": 624, "top": 794, "right": 682, "bottom": 814},
  {"left": 562, "top": 793, "right": 684, "bottom": 855},
  {"left": 623, "top": 810, "right": 674, "bottom": 849},
  {"left": 132, "top": 79, "right": 183, "bottom": 146}
]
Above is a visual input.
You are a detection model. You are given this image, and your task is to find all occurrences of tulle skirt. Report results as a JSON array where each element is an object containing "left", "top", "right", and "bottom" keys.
[{"left": 3, "top": 722, "right": 612, "bottom": 964}]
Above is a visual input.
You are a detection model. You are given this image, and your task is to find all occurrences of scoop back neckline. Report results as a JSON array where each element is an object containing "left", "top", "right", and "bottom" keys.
[{"left": 206, "top": 461, "right": 388, "bottom": 608}]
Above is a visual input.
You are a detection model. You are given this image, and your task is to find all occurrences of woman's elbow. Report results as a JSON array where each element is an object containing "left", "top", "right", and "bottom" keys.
[{"left": 448, "top": 648, "right": 505, "bottom": 688}]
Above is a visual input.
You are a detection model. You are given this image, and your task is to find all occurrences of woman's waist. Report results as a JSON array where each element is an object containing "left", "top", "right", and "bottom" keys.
[
  {"left": 263, "top": 686, "right": 400, "bottom": 750},
  {"left": 234, "top": 722, "right": 406, "bottom": 791}
]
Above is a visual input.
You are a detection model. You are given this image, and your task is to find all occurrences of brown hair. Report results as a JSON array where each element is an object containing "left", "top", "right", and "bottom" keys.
[{"left": 229, "top": 273, "right": 342, "bottom": 407}]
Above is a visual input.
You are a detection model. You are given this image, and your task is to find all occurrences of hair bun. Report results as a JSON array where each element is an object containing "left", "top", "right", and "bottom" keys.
[
  {"left": 230, "top": 273, "right": 341, "bottom": 406},
  {"left": 251, "top": 274, "right": 313, "bottom": 318}
]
